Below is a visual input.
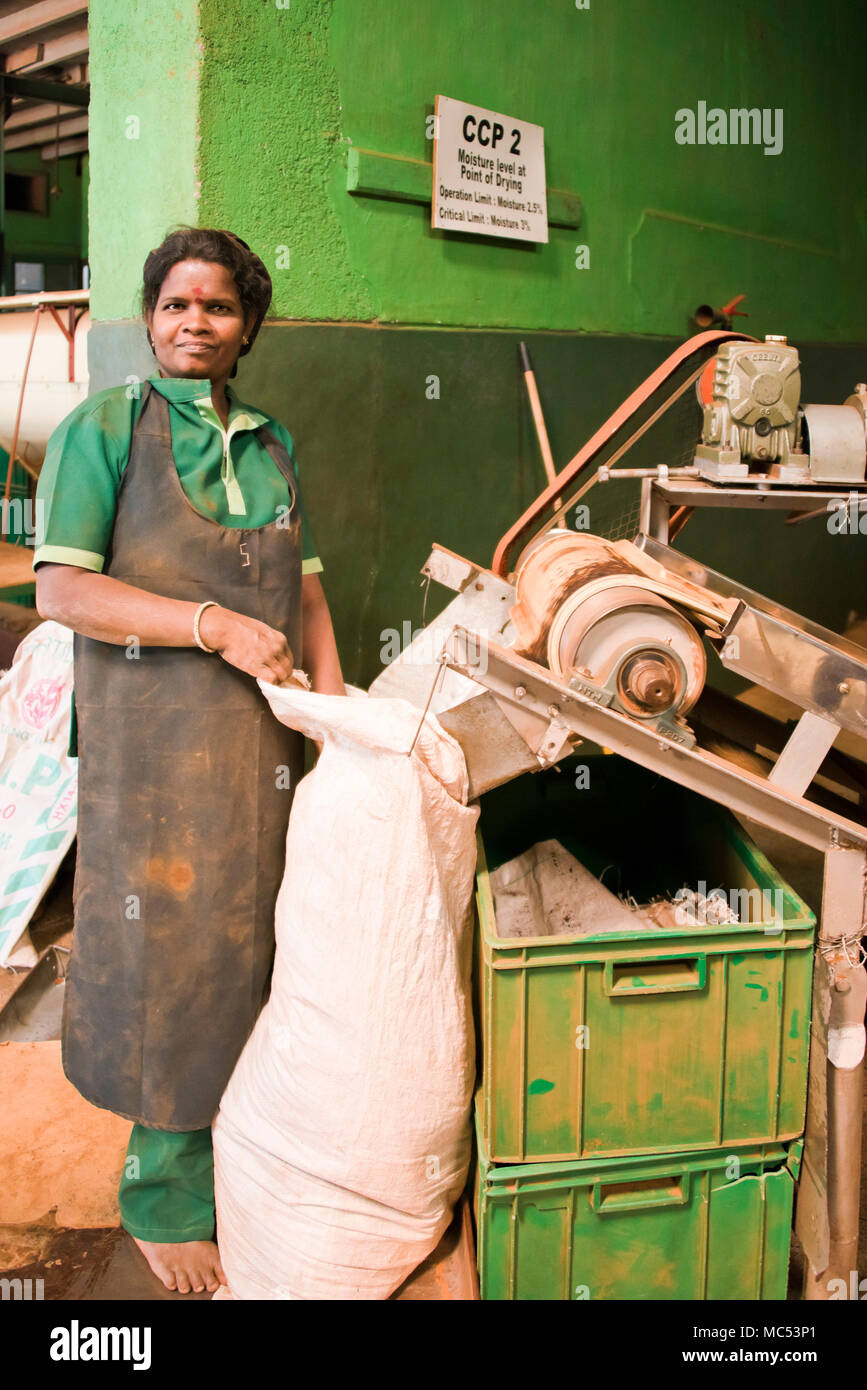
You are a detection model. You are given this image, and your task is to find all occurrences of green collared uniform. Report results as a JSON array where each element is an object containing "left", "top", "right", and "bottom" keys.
[
  {"left": 35, "top": 374, "right": 323, "bottom": 1245},
  {"left": 36, "top": 373, "right": 323, "bottom": 575}
]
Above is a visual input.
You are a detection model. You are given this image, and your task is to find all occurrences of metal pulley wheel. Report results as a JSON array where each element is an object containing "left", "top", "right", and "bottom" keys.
[
  {"left": 510, "top": 531, "right": 708, "bottom": 719},
  {"left": 546, "top": 583, "right": 707, "bottom": 719}
]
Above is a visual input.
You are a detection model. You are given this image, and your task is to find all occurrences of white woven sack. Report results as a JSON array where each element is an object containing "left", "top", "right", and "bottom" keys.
[
  {"left": 213, "top": 682, "right": 479, "bottom": 1299},
  {"left": 0, "top": 620, "right": 77, "bottom": 966}
]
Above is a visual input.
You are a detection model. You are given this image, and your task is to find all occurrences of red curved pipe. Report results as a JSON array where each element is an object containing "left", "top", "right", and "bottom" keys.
[{"left": 492, "top": 328, "right": 758, "bottom": 577}]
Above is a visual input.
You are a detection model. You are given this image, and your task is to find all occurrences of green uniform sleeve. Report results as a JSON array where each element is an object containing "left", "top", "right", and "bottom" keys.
[
  {"left": 296, "top": 461, "right": 324, "bottom": 577},
  {"left": 268, "top": 421, "right": 323, "bottom": 576},
  {"left": 33, "top": 395, "right": 129, "bottom": 572}
]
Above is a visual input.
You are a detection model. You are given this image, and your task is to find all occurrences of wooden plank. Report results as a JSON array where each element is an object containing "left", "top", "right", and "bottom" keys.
[{"left": 346, "top": 146, "right": 583, "bottom": 229}]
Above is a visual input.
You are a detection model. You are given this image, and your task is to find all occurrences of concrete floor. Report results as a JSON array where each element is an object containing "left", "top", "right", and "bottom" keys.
[
  {"left": 0, "top": 1202, "right": 477, "bottom": 1302},
  {"left": 0, "top": 1030, "right": 477, "bottom": 1301}
]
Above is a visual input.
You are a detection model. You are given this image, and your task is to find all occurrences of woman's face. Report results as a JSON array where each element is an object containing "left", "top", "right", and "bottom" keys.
[{"left": 146, "top": 258, "right": 255, "bottom": 382}]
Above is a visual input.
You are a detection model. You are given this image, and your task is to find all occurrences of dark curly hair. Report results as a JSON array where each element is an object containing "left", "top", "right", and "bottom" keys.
[{"left": 141, "top": 227, "right": 272, "bottom": 372}]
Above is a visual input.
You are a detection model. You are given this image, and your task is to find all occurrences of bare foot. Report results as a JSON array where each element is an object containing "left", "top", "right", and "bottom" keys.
[{"left": 132, "top": 1236, "right": 227, "bottom": 1294}]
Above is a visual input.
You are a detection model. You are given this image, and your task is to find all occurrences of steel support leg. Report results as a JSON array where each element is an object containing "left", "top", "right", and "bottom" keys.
[{"left": 801, "top": 843, "right": 867, "bottom": 1299}]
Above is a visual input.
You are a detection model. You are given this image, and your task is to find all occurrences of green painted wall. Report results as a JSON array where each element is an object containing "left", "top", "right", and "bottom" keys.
[
  {"left": 87, "top": 0, "right": 867, "bottom": 690},
  {"left": 3, "top": 149, "right": 87, "bottom": 284},
  {"left": 199, "top": 0, "right": 375, "bottom": 324},
  {"left": 318, "top": 0, "right": 865, "bottom": 338},
  {"left": 88, "top": 0, "right": 200, "bottom": 322},
  {"left": 93, "top": 0, "right": 867, "bottom": 341}
]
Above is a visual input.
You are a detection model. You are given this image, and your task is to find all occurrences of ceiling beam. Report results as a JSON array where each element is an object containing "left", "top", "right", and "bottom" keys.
[
  {"left": 0, "top": 2, "right": 88, "bottom": 47},
  {"left": 4, "top": 110, "right": 86, "bottom": 149},
  {"left": 1, "top": 73, "right": 88, "bottom": 105},
  {"left": 5, "top": 99, "right": 83, "bottom": 129},
  {"left": 3, "top": 42, "right": 44, "bottom": 71},
  {"left": 40, "top": 132, "right": 86, "bottom": 158},
  {"left": 3, "top": 29, "right": 89, "bottom": 72}
]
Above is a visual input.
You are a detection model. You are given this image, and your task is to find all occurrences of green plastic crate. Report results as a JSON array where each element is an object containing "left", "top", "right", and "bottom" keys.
[
  {"left": 475, "top": 1107, "right": 799, "bottom": 1301},
  {"left": 475, "top": 761, "right": 816, "bottom": 1163}
]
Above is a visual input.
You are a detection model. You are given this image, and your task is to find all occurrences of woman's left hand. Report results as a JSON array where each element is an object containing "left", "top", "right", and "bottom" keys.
[{"left": 199, "top": 606, "right": 295, "bottom": 684}]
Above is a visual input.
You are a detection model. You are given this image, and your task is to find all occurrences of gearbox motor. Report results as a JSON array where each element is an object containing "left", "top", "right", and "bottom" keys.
[{"left": 695, "top": 336, "right": 867, "bottom": 486}]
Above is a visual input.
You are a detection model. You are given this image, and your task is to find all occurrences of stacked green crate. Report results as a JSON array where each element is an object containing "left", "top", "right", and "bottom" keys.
[
  {"left": 476, "top": 1125, "right": 802, "bottom": 1300},
  {"left": 472, "top": 759, "right": 815, "bottom": 1300}
]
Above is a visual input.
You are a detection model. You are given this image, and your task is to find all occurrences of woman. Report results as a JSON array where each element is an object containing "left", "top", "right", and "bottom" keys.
[{"left": 34, "top": 228, "right": 345, "bottom": 1295}]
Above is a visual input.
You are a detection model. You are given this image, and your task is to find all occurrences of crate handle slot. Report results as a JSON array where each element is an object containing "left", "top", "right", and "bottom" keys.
[
  {"left": 603, "top": 955, "right": 706, "bottom": 996},
  {"left": 590, "top": 1171, "right": 692, "bottom": 1213}
]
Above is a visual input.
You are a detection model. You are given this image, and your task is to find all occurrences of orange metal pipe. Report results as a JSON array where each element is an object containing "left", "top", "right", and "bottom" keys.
[{"left": 3, "top": 304, "right": 44, "bottom": 507}]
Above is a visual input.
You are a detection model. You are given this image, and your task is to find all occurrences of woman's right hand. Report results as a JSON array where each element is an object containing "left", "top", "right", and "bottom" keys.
[{"left": 198, "top": 605, "right": 295, "bottom": 684}]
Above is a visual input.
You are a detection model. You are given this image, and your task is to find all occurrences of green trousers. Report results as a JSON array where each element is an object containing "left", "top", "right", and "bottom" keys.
[{"left": 118, "top": 1124, "right": 215, "bottom": 1242}]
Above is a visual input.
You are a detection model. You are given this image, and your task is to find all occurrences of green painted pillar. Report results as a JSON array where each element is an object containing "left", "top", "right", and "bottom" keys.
[{"left": 88, "top": 0, "right": 200, "bottom": 323}]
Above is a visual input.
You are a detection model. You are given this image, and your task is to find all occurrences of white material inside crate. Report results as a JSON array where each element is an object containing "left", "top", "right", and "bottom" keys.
[{"left": 489, "top": 838, "right": 658, "bottom": 939}]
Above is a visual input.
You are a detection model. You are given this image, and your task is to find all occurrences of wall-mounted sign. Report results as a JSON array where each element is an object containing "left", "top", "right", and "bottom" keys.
[{"left": 431, "top": 96, "right": 548, "bottom": 244}]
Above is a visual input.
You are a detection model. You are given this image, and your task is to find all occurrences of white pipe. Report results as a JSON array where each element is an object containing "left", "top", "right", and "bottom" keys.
[{"left": 0, "top": 289, "right": 89, "bottom": 310}]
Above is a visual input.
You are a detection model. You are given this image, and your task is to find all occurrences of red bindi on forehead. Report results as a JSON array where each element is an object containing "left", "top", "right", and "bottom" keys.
[{"left": 191, "top": 286, "right": 204, "bottom": 299}]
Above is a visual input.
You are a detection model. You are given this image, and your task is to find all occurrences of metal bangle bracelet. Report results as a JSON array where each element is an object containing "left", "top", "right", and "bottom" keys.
[{"left": 193, "top": 600, "right": 218, "bottom": 653}]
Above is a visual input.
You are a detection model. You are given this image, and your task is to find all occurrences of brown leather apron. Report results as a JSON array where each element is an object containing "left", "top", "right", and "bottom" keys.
[{"left": 62, "top": 382, "right": 305, "bottom": 1130}]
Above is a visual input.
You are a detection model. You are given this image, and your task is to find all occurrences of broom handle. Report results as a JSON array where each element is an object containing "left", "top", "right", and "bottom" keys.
[{"left": 520, "top": 342, "right": 562, "bottom": 512}]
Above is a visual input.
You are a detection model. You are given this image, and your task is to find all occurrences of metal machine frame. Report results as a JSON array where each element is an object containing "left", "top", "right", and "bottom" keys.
[
  {"left": 372, "top": 329, "right": 867, "bottom": 1298},
  {"left": 639, "top": 475, "right": 866, "bottom": 546},
  {"left": 371, "top": 535, "right": 867, "bottom": 1297}
]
